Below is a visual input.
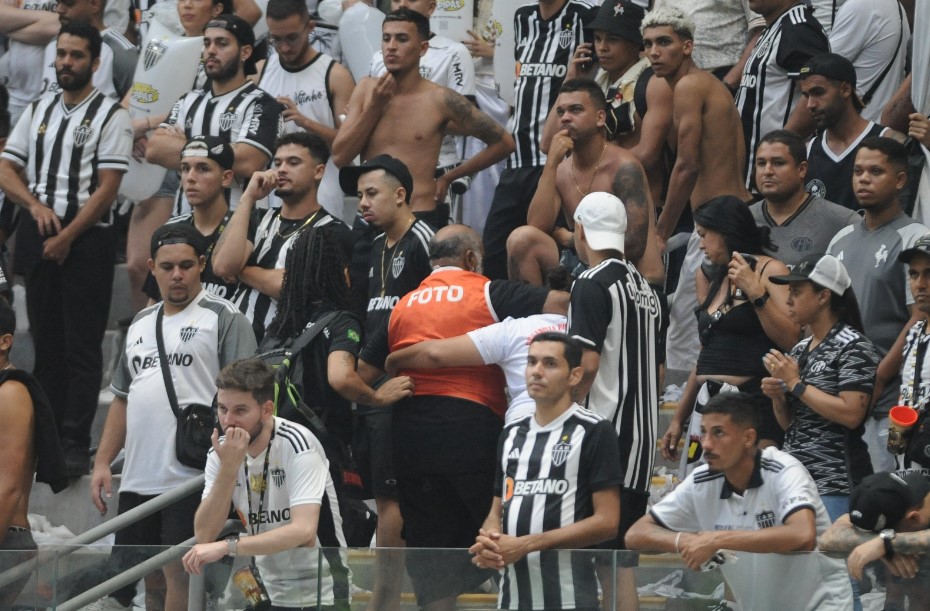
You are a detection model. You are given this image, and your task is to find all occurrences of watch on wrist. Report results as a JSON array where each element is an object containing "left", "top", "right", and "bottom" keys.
[
  {"left": 752, "top": 291, "right": 771, "bottom": 309},
  {"left": 880, "top": 529, "right": 895, "bottom": 558},
  {"left": 790, "top": 381, "right": 807, "bottom": 398},
  {"left": 226, "top": 534, "right": 239, "bottom": 558}
]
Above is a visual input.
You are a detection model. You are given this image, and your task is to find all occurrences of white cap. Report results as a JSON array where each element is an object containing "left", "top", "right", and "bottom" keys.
[
  {"left": 770, "top": 253, "right": 852, "bottom": 295},
  {"left": 573, "top": 192, "right": 627, "bottom": 253}
]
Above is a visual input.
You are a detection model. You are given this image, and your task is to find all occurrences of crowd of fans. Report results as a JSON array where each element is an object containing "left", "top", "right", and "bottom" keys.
[{"left": 1, "top": 0, "right": 930, "bottom": 608}]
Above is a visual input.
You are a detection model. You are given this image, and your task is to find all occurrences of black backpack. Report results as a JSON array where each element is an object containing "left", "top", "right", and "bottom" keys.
[{"left": 256, "top": 312, "right": 377, "bottom": 547}]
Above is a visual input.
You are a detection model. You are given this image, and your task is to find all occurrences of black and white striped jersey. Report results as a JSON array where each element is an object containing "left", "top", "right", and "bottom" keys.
[
  {"left": 231, "top": 208, "right": 348, "bottom": 341},
  {"left": 568, "top": 258, "right": 663, "bottom": 494},
  {"left": 1, "top": 89, "right": 131, "bottom": 225},
  {"left": 496, "top": 405, "right": 621, "bottom": 610},
  {"left": 163, "top": 81, "right": 284, "bottom": 213},
  {"left": 509, "top": 0, "right": 597, "bottom": 169},
  {"left": 735, "top": 3, "right": 828, "bottom": 187}
]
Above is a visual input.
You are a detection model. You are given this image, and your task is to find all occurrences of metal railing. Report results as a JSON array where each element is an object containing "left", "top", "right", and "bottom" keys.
[{"left": 0, "top": 475, "right": 210, "bottom": 607}]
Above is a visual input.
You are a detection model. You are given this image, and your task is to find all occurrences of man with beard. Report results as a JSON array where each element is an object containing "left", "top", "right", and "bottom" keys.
[
  {"left": 799, "top": 53, "right": 904, "bottom": 211},
  {"left": 88, "top": 223, "right": 255, "bottom": 610},
  {"left": 0, "top": 21, "right": 131, "bottom": 477},
  {"left": 506, "top": 79, "right": 659, "bottom": 288},
  {"left": 332, "top": 8, "right": 513, "bottom": 228},
  {"left": 212, "top": 131, "right": 350, "bottom": 341},
  {"left": 146, "top": 14, "right": 283, "bottom": 215},
  {"left": 256, "top": 0, "right": 355, "bottom": 218}
]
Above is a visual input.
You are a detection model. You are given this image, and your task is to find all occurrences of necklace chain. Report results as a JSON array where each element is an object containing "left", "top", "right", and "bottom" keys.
[
  {"left": 380, "top": 217, "right": 415, "bottom": 297},
  {"left": 571, "top": 142, "right": 608, "bottom": 197},
  {"left": 276, "top": 209, "right": 320, "bottom": 239}
]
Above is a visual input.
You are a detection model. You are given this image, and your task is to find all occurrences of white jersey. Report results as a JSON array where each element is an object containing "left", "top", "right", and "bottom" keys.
[
  {"left": 650, "top": 447, "right": 853, "bottom": 611},
  {"left": 204, "top": 417, "right": 348, "bottom": 607},
  {"left": 39, "top": 36, "right": 117, "bottom": 100},
  {"left": 5, "top": 0, "right": 57, "bottom": 122},
  {"left": 258, "top": 51, "right": 343, "bottom": 218},
  {"left": 110, "top": 291, "right": 257, "bottom": 494},
  {"left": 829, "top": 0, "right": 909, "bottom": 123},
  {"left": 370, "top": 33, "right": 476, "bottom": 168},
  {"left": 2, "top": 89, "right": 131, "bottom": 223},
  {"left": 467, "top": 313, "right": 567, "bottom": 424}
]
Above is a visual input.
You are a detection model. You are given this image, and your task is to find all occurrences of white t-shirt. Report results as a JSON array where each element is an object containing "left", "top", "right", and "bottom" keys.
[
  {"left": 110, "top": 291, "right": 256, "bottom": 494},
  {"left": 203, "top": 417, "right": 347, "bottom": 607},
  {"left": 467, "top": 313, "right": 567, "bottom": 424},
  {"left": 650, "top": 447, "right": 853, "bottom": 611},
  {"left": 829, "top": 0, "right": 910, "bottom": 123},
  {"left": 370, "top": 33, "right": 476, "bottom": 168}
]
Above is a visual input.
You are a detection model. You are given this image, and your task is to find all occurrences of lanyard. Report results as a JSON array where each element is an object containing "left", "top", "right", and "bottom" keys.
[
  {"left": 906, "top": 321, "right": 929, "bottom": 410},
  {"left": 244, "top": 423, "right": 276, "bottom": 536}
]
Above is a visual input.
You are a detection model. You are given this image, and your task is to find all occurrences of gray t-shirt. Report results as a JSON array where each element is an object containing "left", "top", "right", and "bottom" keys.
[
  {"left": 751, "top": 194, "right": 860, "bottom": 268},
  {"left": 828, "top": 214, "right": 929, "bottom": 413}
]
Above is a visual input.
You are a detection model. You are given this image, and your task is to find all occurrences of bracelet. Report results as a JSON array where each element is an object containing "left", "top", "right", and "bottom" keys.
[{"left": 675, "top": 532, "right": 682, "bottom": 556}]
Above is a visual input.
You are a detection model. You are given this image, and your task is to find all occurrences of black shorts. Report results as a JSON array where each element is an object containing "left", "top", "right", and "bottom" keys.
[
  {"left": 114, "top": 489, "right": 201, "bottom": 546},
  {"left": 398, "top": 470, "right": 496, "bottom": 605},
  {"left": 353, "top": 412, "right": 398, "bottom": 499},
  {"left": 596, "top": 489, "right": 648, "bottom": 568}
]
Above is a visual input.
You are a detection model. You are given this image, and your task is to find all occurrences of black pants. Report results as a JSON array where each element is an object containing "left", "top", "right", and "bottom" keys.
[
  {"left": 482, "top": 166, "right": 544, "bottom": 280},
  {"left": 24, "top": 223, "right": 115, "bottom": 447}
]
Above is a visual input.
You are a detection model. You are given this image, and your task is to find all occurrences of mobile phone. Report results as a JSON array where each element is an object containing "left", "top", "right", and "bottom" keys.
[{"left": 738, "top": 253, "right": 758, "bottom": 271}]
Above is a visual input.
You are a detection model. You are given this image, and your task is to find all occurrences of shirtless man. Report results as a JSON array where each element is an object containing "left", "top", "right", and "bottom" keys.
[
  {"left": 331, "top": 7, "right": 513, "bottom": 227},
  {"left": 506, "top": 79, "right": 664, "bottom": 288},
  {"left": 642, "top": 7, "right": 752, "bottom": 373}
]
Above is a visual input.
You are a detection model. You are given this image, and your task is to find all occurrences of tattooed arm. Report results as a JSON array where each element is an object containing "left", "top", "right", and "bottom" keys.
[
  {"left": 440, "top": 89, "right": 515, "bottom": 190},
  {"left": 611, "top": 158, "right": 653, "bottom": 264},
  {"left": 820, "top": 514, "right": 930, "bottom": 580}
]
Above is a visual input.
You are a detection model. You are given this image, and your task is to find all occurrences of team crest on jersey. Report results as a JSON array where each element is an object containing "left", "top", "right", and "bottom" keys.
[
  {"left": 754, "top": 38, "right": 772, "bottom": 59},
  {"left": 143, "top": 39, "right": 168, "bottom": 71},
  {"left": 551, "top": 435, "right": 571, "bottom": 467},
  {"left": 755, "top": 509, "right": 776, "bottom": 529},
  {"left": 38, "top": 123, "right": 47, "bottom": 135},
  {"left": 391, "top": 252, "right": 406, "bottom": 278},
  {"left": 219, "top": 111, "right": 239, "bottom": 131},
  {"left": 806, "top": 179, "right": 826, "bottom": 200},
  {"left": 558, "top": 25, "right": 574, "bottom": 49},
  {"left": 72, "top": 122, "right": 94, "bottom": 147},
  {"left": 271, "top": 466, "right": 285, "bottom": 488},
  {"left": 179, "top": 325, "right": 199, "bottom": 343}
]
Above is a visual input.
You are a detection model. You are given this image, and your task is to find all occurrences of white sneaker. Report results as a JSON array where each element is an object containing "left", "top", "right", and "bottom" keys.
[{"left": 78, "top": 597, "right": 132, "bottom": 611}]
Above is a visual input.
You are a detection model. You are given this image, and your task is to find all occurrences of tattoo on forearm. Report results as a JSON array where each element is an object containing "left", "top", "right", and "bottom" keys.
[
  {"left": 445, "top": 90, "right": 504, "bottom": 144},
  {"left": 613, "top": 162, "right": 649, "bottom": 260}
]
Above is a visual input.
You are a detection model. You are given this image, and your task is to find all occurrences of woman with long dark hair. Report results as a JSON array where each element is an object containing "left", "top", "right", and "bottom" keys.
[
  {"left": 761, "top": 254, "right": 880, "bottom": 519},
  {"left": 662, "top": 196, "right": 799, "bottom": 474}
]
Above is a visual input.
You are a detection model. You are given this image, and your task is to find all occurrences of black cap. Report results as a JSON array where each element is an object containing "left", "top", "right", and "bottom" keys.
[
  {"left": 849, "top": 471, "right": 930, "bottom": 532},
  {"left": 585, "top": 0, "right": 644, "bottom": 46},
  {"left": 205, "top": 15, "right": 257, "bottom": 75},
  {"left": 339, "top": 154, "right": 414, "bottom": 203},
  {"left": 792, "top": 52, "right": 863, "bottom": 110},
  {"left": 151, "top": 222, "right": 206, "bottom": 258},
  {"left": 181, "top": 135, "right": 235, "bottom": 170},
  {"left": 899, "top": 233, "right": 930, "bottom": 264}
]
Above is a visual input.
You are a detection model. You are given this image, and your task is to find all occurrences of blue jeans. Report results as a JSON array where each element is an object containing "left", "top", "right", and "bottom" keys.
[{"left": 822, "top": 495, "right": 863, "bottom": 611}]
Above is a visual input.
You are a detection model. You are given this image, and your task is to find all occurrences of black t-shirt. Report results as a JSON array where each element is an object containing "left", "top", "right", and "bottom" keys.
[
  {"left": 266, "top": 309, "right": 362, "bottom": 447},
  {"left": 359, "top": 220, "right": 434, "bottom": 366}
]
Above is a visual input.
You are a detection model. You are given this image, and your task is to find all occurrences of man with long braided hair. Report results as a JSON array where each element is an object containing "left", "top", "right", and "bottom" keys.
[{"left": 265, "top": 226, "right": 414, "bottom": 447}]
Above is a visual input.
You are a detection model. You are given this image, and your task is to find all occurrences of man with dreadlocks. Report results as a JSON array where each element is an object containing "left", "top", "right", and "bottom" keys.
[
  {"left": 264, "top": 226, "right": 414, "bottom": 447},
  {"left": 213, "top": 132, "right": 351, "bottom": 341}
]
